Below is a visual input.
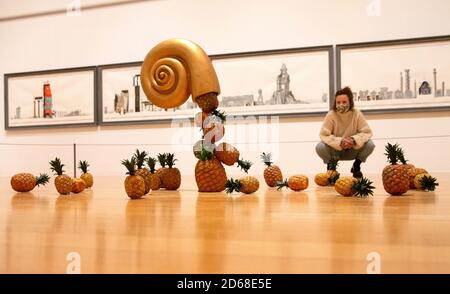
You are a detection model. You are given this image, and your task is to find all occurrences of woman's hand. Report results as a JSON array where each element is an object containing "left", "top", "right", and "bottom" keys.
[{"left": 340, "top": 137, "right": 355, "bottom": 150}]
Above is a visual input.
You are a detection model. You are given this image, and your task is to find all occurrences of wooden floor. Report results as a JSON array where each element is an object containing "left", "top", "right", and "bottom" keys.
[{"left": 1, "top": 173, "right": 450, "bottom": 274}]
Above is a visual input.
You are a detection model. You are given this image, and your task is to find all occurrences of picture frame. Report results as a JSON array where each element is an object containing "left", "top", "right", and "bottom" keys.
[
  {"left": 98, "top": 61, "right": 197, "bottom": 125},
  {"left": 210, "top": 45, "right": 334, "bottom": 117},
  {"left": 4, "top": 66, "right": 97, "bottom": 129},
  {"left": 336, "top": 35, "right": 450, "bottom": 113}
]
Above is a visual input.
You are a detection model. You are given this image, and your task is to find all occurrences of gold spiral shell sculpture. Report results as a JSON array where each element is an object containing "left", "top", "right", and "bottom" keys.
[{"left": 140, "top": 39, "right": 221, "bottom": 109}]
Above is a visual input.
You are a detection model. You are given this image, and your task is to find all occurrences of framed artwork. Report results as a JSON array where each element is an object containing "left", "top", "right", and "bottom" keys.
[
  {"left": 336, "top": 35, "right": 450, "bottom": 113},
  {"left": 210, "top": 46, "right": 334, "bottom": 117},
  {"left": 98, "top": 62, "right": 197, "bottom": 125},
  {"left": 4, "top": 66, "right": 97, "bottom": 129}
]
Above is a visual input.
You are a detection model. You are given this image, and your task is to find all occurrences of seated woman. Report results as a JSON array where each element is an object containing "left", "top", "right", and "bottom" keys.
[{"left": 316, "top": 87, "right": 375, "bottom": 178}]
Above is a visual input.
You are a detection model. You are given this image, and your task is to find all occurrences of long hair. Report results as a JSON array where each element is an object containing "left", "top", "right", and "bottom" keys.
[{"left": 333, "top": 86, "right": 354, "bottom": 111}]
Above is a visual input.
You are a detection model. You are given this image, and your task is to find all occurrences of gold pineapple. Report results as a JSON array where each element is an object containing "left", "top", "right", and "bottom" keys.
[
  {"left": 163, "top": 153, "right": 181, "bottom": 190},
  {"left": 195, "top": 146, "right": 227, "bottom": 192},
  {"left": 133, "top": 149, "right": 151, "bottom": 194},
  {"left": 146, "top": 157, "right": 161, "bottom": 190},
  {"left": 261, "top": 152, "right": 283, "bottom": 187},
  {"left": 335, "top": 176, "right": 374, "bottom": 197},
  {"left": 382, "top": 143, "right": 409, "bottom": 196},
  {"left": 11, "top": 173, "right": 50, "bottom": 192},
  {"left": 78, "top": 160, "right": 93, "bottom": 188},
  {"left": 122, "top": 157, "right": 145, "bottom": 199},
  {"left": 276, "top": 175, "right": 309, "bottom": 191},
  {"left": 49, "top": 158, "right": 73, "bottom": 195},
  {"left": 225, "top": 176, "right": 259, "bottom": 194}
]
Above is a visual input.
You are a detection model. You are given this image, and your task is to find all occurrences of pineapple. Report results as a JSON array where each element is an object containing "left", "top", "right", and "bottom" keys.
[
  {"left": 121, "top": 158, "right": 145, "bottom": 199},
  {"left": 49, "top": 158, "right": 73, "bottom": 195},
  {"left": 414, "top": 173, "right": 439, "bottom": 191},
  {"left": 78, "top": 160, "right": 93, "bottom": 188},
  {"left": 335, "top": 176, "right": 374, "bottom": 197},
  {"left": 276, "top": 175, "right": 309, "bottom": 191},
  {"left": 315, "top": 158, "right": 340, "bottom": 186},
  {"left": 11, "top": 173, "right": 50, "bottom": 192},
  {"left": 193, "top": 140, "right": 216, "bottom": 159},
  {"left": 195, "top": 145, "right": 227, "bottom": 192},
  {"left": 133, "top": 149, "right": 151, "bottom": 194},
  {"left": 72, "top": 178, "right": 86, "bottom": 194},
  {"left": 408, "top": 167, "right": 428, "bottom": 189},
  {"left": 156, "top": 153, "right": 167, "bottom": 189},
  {"left": 215, "top": 142, "right": 239, "bottom": 166},
  {"left": 146, "top": 157, "right": 161, "bottom": 190},
  {"left": 162, "top": 153, "right": 181, "bottom": 190},
  {"left": 195, "top": 92, "right": 219, "bottom": 113},
  {"left": 382, "top": 143, "right": 409, "bottom": 196},
  {"left": 261, "top": 152, "right": 283, "bottom": 187},
  {"left": 225, "top": 176, "right": 259, "bottom": 194}
]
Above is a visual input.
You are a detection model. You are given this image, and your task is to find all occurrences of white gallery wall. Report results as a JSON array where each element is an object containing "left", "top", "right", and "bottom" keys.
[{"left": 1, "top": 0, "right": 450, "bottom": 177}]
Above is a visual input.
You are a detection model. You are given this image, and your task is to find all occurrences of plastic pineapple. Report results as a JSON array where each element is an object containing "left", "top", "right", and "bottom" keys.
[
  {"left": 195, "top": 145, "right": 227, "bottom": 192},
  {"left": 335, "top": 176, "right": 375, "bottom": 197},
  {"left": 133, "top": 149, "right": 151, "bottom": 194},
  {"left": 382, "top": 143, "right": 410, "bottom": 196},
  {"left": 49, "top": 158, "right": 73, "bottom": 195},
  {"left": 276, "top": 175, "right": 309, "bottom": 191},
  {"left": 261, "top": 152, "right": 283, "bottom": 187},
  {"left": 121, "top": 157, "right": 145, "bottom": 199},
  {"left": 146, "top": 157, "right": 161, "bottom": 190},
  {"left": 78, "top": 160, "right": 93, "bottom": 188},
  {"left": 11, "top": 173, "right": 50, "bottom": 192},
  {"left": 163, "top": 153, "right": 181, "bottom": 190},
  {"left": 225, "top": 176, "right": 259, "bottom": 194},
  {"left": 414, "top": 173, "right": 439, "bottom": 191}
]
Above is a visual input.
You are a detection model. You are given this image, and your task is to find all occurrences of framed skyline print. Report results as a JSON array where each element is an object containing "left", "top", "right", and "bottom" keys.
[
  {"left": 4, "top": 66, "right": 97, "bottom": 129},
  {"left": 336, "top": 35, "right": 450, "bottom": 113}
]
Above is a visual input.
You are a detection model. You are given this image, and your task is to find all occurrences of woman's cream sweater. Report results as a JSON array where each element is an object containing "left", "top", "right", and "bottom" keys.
[{"left": 319, "top": 109, "right": 373, "bottom": 151}]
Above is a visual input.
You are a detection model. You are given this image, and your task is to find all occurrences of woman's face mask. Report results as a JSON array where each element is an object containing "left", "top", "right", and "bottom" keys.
[{"left": 336, "top": 104, "right": 350, "bottom": 113}]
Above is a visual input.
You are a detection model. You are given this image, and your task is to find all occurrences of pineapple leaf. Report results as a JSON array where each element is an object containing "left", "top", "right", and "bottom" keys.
[
  {"left": 419, "top": 175, "right": 439, "bottom": 191},
  {"left": 384, "top": 143, "right": 399, "bottom": 165},
  {"left": 36, "top": 173, "right": 50, "bottom": 187},
  {"left": 147, "top": 157, "right": 157, "bottom": 173},
  {"left": 121, "top": 158, "right": 137, "bottom": 175},
  {"left": 212, "top": 109, "right": 227, "bottom": 123},
  {"left": 237, "top": 159, "right": 252, "bottom": 173},
  {"left": 198, "top": 145, "right": 214, "bottom": 161},
  {"left": 157, "top": 153, "right": 167, "bottom": 167},
  {"left": 352, "top": 177, "right": 375, "bottom": 198},
  {"left": 260, "top": 152, "right": 273, "bottom": 167},
  {"left": 49, "top": 157, "right": 65, "bottom": 176},
  {"left": 328, "top": 172, "right": 340, "bottom": 185},
  {"left": 78, "top": 160, "right": 89, "bottom": 173},
  {"left": 276, "top": 179, "right": 289, "bottom": 190},
  {"left": 133, "top": 149, "right": 148, "bottom": 169},
  {"left": 225, "top": 178, "right": 241, "bottom": 194},
  {"left": 166, "top": 153, "right": 177, "bottom": 168}
]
